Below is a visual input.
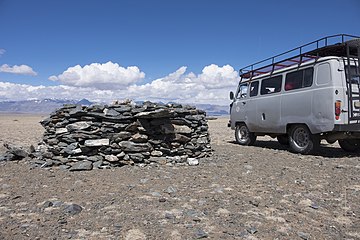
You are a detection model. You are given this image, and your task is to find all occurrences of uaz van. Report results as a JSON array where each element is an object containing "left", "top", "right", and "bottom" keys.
[{"left": 229, "top": 34, "right": 360, "bottom": 154}]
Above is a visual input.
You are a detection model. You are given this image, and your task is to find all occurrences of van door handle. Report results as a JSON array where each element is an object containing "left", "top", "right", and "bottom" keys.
[{"left": 242, "top": 102, "right": 246, "bottom": 105}]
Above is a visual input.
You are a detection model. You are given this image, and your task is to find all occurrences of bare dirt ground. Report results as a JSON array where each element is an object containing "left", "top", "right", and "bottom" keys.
[{"left": 0, "top": 114, "right": 359, "bottom": 240}]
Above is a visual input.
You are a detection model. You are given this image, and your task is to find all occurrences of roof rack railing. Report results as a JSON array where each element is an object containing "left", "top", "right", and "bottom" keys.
[{"left": 239, "top": 34, "right": 360, "bottom": 80}]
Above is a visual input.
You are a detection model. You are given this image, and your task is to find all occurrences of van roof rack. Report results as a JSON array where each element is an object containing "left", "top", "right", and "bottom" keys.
[{"left": 240, "top": 34, "right": 360, "bottom": 80}]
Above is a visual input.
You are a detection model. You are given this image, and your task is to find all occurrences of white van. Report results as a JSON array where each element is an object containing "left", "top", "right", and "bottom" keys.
[{"left": 229, "top": 34, "right": 360, "bottom": 154}]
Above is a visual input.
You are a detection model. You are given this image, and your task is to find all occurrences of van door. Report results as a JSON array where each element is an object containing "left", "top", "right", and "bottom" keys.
[
  {"left": 256, "top": 75, "right": 283, "bottom": 133},
  {"left": 231, "top": 83, "right": 249, "bottom": 123}
]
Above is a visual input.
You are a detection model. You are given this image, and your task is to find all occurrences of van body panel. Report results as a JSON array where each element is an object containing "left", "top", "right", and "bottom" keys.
[
  {"left": 253, "top": 94, "right": 282, "bottom": 133},
  {"left": 280, "top": 87, "right": 313, "bottom": 132}
]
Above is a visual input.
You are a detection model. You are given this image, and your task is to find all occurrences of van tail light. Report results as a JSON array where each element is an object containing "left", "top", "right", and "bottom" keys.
[{"left": 335, "top": 100, "right": 341, "bottom": 120}]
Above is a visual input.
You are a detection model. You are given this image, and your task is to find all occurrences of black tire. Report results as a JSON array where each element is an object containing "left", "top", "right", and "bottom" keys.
[
  {"left": 338, "top": 139, "right": 360, "bottom": 152},
  {"left": 277, "top": 135, "right": 289, "bottom": 145},
  {"left": 235, "top": 123, "right": 256, "bottom": 146},
  {"left": 288, "top": 125, "right": 319, "bottom": 154}
]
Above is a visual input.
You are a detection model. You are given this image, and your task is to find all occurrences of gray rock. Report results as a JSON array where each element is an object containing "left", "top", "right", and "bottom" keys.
[
  {"left": 116, "top": 151, "right": 126, "bottom": 158},
  {"left": 164, "top": 186, "right": 177, "bottom": 195},
  {"left": 151, "top": 150, "right": 163, "bottom": 156},
  {"left": 85, "top": 139, "right": 110, "bottom": 147},
  {"left": 196, "top": 137, "right": 208, "bottom": 144},
  {"left": 43, "top": 201, "right": 53, "bottom": 208},
  {"left": 119, "top": 141, "right": 152, "bottom": 152},
  {"left": 62, "top": 143, "right": 78, "bottom": 155},
  {"left": 161, "top": 124, "right": 192, "bottom": 134},
  {"left": 174, "top": 134, "right": 191, "bottom": 143},
  {"left": 103, "top": 108, "right": 120, "bottom": 117},
  {"left": 165, "top": 213, "right": 175, "bottom": 219},
  {"left": 174, "top": 124, "right": 192, "bottom": 134},
  {"left": 195, "top": 229, "right": 208, "bottom": 239},
  {"left": 93, "top": 160, "right": 103, "bottom": 169},
  {"left": 135, "top": 109, "right": 173, "bottom": 118},
  {"left": 187, "top": 158, "right": 199, "bottom": 166},
  {"left": 63, "top": 203, "right": 83, "bottom": 215},
  {"left": 59, "top": 165, "right": 70, "bottom": 171},
  {"left": 129, "top": 153, "right": 144, "bottom": 162},
  {"left": 104, "top": 155, "right": 118, "bottom": 162},
  {"left": 297, "top": 232, "right": 310, "bottom": 240},
  {"left": 55, "top": 128, "right": 68, "bottom": 135},
  {"left": 66, "top": 121, "right": 91, "bottom": 131},
  {"left": 247, "top": 227, "right": 258, "bottom": 234},
  {"left": 125, "top": 121, "right": 140, "bottom": 132},
  {"left": 3, "top": 144, "right": 28, "bottom": 159},
  {"left": 150, "top": 191, "right": 162, "bottom": 197},
  {"left": 185, "top": 115, "right": 204, "bottom": 121},
  {"left": 69, "top": 161, "right": 93, "bottom": 171},
  {"left": 113, "top": 131, "right": 132, "bottom": 142},
  {"left": 131, "top": 133, "right": 148, "bottom": 143},
  {"left": 87, "top": 155, "right": 103, "bottom": 162}
]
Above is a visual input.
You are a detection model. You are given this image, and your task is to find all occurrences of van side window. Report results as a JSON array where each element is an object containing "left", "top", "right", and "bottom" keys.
[
  {"left": 237, "top": 83, "right": 248, "bottom": 99},
  {"left": 316, "top": 63, "right": 331, "bottom": 85},
  {"left": 260, "top": 76, "right": 282, "bottom": 95},
  {"left": 250, "top": 81, "right": 259, "bottom": 97},
  {"left": 285, "top": 67, "right": 313, "bottom": 91}
]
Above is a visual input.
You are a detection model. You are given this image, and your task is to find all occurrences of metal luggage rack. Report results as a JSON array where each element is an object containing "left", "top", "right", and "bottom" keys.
[{"left": 239, "top": 34, "right": 360, "bottom": 80}]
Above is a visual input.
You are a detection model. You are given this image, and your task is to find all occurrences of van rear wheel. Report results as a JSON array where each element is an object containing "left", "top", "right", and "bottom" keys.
[
  {"left": 338, "top": 139, "right": 360, "bottom": 152},
  {"left": 288, "top": 125, "right": 319, "bottom": 154},
  {"left": 235, "top": 123, "right": 256, "bottom": 146}
]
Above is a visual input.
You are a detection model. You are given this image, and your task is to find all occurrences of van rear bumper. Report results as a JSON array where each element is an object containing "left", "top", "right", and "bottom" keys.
[{"left": 333, "top": 124, "right": 360, "bottom": 132}]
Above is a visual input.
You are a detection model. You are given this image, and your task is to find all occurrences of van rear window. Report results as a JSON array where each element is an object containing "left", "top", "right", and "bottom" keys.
[
  {"left": 260, "top": 76, "right": 282, "bottom": 95},
  {"left": 285, "top": 68, "right": 313, "bottom": 91}
]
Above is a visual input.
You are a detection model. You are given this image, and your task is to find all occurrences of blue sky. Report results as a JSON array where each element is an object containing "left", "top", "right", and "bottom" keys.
[{"left": 0, "top": 0, "right": 359, "bottom": 104}]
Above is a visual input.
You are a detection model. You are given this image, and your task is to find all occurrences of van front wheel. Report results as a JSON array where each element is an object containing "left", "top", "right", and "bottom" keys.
[
  {"left": 235, "top": 124, "right": 256, "bottom": 146},
  {"left": 288, "top": 125, "right": 319, "bottom": 154},
  {"left": 338, "top": 139, "right": 360, "bottom": 152}
]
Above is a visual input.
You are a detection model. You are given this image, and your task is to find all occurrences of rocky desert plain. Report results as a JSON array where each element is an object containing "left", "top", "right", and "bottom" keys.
[{"left": 0, "top": 113, "right": 359, "bottom": 240}]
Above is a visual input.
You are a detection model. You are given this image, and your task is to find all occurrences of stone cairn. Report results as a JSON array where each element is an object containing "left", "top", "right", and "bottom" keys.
[{"left": 29, "top": 100, "right": 212, "bottom": 170}]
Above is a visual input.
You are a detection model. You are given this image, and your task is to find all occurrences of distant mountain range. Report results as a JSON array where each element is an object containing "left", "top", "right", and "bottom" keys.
[{"left": 0, "top": 99, "right": 229, "bottom": 116}]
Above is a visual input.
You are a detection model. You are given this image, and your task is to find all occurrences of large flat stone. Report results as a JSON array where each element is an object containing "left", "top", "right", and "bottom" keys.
[
  {"left": 69, "top": 160, "right": 93, "bottom": 171},
  {"left": 119, "top": 141, "right": 152, "bottom": 152},
  {"left": 66, "top": 121, "right": 91, "bottom": 131},
  {"left": 135, "top": 109, "right": 174, "bottom": 118},
  {"left": 84, "top": 139, "right": 110, "bottom": 147}
]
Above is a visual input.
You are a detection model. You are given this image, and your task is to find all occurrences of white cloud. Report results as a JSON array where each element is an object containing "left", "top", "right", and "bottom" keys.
[
  {"left": 49, "top": 61, "right": 145, "bottom": 90},
  {"left": 0, "top": 81, "right": 116, "bottom": 102},
  {"left": 0, "top": 64, "right": 37, "bottom": 76},
  {"left": 0, "top": 49, "right": 5, "bottom": 56},
  {"left": 127, "top": 64, "right": 239, "bottom": 104},
  {"left": 0, "top": 64, "right": 239, "bottom": 105}
]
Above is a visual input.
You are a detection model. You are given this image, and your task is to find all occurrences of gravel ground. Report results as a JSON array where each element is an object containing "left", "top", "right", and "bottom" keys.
[{"left": 0, "top": 114, "right": 359, "bottom": 240}]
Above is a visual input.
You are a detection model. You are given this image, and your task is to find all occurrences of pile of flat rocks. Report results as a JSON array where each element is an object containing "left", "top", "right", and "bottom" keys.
[{"left": 30, "top": 100, "right": 212, "bottom": 170}]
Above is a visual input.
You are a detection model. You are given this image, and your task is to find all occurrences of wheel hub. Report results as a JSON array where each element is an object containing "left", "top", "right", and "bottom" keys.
[{"left": 294, "top": 129, "right": 309, "bottom": 148}]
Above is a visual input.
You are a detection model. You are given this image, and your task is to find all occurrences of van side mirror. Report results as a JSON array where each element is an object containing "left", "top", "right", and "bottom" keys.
[{"left": 230, "top": 91, "right": 234, "bottom": 100}]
